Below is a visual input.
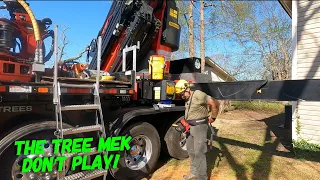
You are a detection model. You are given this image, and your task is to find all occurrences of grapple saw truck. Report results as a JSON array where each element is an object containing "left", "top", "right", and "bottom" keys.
[{"left": 0, "top": 0, "right": 320, "bottom": 180}]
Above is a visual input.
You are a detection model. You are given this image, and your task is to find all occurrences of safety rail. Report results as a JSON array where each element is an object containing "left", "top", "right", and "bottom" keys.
[{"left": 52, "top": 25, "right": 108, "bottom": 180}]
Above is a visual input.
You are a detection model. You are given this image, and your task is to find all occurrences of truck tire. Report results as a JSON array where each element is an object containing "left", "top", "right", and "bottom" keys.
[
  {"left": 110, "top": 122, "right": 161, "bottom": 180},
  {"left": 164, "top": 116, "right": 189, "bottom": 160},
  {"left": 0, "top": 121, "right": 78, "bottom": 180}
]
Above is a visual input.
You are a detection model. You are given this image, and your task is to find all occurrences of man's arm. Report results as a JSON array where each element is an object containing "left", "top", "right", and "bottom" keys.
[
  {"left": 196, "top": 90, "right": 220, "bottom": 123},
  {"left": 207, "top": 96, "right": 220, "bottom": 123}
]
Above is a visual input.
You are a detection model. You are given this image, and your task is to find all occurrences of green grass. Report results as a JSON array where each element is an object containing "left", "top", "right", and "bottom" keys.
[
  {"left": 150, "top": 110, "right": 320, "bottom": 180},
  {"left": 293, "top": 139, "right": 320, "bottom": 161},
  {"left": 231, "top": 101, "right": 285, "bottom": 113}
]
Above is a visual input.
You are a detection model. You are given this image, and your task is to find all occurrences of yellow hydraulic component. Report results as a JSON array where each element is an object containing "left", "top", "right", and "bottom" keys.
[
  {"left": 166, "top": 82, "right": 175, "bottom": 95},
  {"left": 17, "top": 0, "right": 41, "bottom": 41},
  {"left": 257, "top": 89, "right": 262, "bottom": 94},
  {"left": 149, "top": 55, "right": 165, "bottom": 80},
  {"left": 101, "top": 75, "right": 115, "bottom": 81}
]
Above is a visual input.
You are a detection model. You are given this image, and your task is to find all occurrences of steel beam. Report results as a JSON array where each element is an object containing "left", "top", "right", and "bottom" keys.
[{"left": 192, "top": 79, "right": 320, "bottom": 101}]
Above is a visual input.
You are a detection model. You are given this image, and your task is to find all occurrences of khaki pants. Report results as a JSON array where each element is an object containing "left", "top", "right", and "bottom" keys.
[{"left": 186, "top": 123, "right": 208, "bottom": 180}]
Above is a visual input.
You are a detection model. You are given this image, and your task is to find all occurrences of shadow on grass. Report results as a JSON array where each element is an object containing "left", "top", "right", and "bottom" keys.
[
  {"left": 217, "top": 141, "right": 248, "bottom": 180},
  {"left": 145, "top": 152, "right": 178, "bottom": 180},
  {"left": 206, "top": 127, "right": 224, "bottom": 179},
  {"left": 150, "top": 113, "right": 318, "bottom": 180},
  {"left": 293, "top": 140, "right": 320, "bottom": 162},
  {"left": 204, "top": 114, "right": 284, "bottom": 180},
  {"left": 206, "top": 146, "right": 223, "bottom": 179},
  {"left": 205, "top": 113, "right": 319, "bottom": 180},
  {"left": 294, "top": 148, "right": 320, "bottom": 161},
  {"left": 251, "top": 127, "right": 280, "bottom": 180}
]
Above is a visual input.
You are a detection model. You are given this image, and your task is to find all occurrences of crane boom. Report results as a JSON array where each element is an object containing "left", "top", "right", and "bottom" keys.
[
  {"left": 86, "top": 0, "right": 320, "bottom": 103},
  {"left": 89, "top": 0, "right": 181, "bottom": 74}
]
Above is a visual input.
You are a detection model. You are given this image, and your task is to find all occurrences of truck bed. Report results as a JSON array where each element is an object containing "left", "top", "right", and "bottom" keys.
[
  {"left": 0, "top": 73, "right": 134, "bottom": 96},
  {"left": 41, "top": 76, "right": 131, "bottom": 87}
]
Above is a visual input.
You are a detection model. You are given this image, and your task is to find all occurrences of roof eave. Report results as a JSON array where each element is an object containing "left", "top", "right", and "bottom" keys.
[
  {"left": 205, "top": 57, "right": 237, "bottom": 82},
  {"left": 278, "top": 0, "right": 292, "bottom": 18}
]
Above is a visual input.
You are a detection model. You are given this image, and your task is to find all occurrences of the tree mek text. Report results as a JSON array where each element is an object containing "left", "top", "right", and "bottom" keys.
[{"left": 14, "top": 136, "right": 132, "bottom": 172}]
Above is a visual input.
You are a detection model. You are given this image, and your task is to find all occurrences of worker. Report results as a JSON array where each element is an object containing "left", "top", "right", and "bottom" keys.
[{"left": 175, "top": 79, "right": 220, "bottom": 180}]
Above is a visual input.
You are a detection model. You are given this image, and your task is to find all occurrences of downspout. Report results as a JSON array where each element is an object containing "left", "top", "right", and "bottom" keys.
[{"left": 291, "top": 0, "right": 298, "bottom": 141}]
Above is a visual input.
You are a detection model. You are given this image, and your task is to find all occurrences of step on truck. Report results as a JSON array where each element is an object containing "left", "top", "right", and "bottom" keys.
[{"left": 1, "top": 0, "right": 320, "bottom": 180}]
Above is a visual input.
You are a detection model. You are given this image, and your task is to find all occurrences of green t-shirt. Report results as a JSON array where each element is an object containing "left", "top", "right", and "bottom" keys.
[{"left": 185, "top": 90, "right": 210, "bottom": 121}]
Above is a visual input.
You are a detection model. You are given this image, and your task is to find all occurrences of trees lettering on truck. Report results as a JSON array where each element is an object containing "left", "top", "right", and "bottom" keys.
[
  {"left": 0, "top": 106, "right": 32, "bottom": 113},
  {"left": 0, "top": 1, "right": 319, "bottom": 180}
]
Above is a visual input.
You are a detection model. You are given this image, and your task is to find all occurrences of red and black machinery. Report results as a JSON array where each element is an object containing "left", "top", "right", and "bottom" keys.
[
  {"left": 89, "top": 0, "right": 181, "bottom": 74},
  {"left": 1, "top": 0, "right": 320, "bottom": 102},
  {"left": 0, "top": 0, "right": 54, "bottom": 82},
  {"left": 87, "top": 0, "right": 320, "bottom": 103}
]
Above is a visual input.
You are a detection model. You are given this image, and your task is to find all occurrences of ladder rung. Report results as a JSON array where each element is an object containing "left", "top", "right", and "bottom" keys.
[
  {"left": 61, "top": 104, "right": 100, "bottom": 111},
  {"left": 60, "top": 83, "right": 95, "bottom": 88},
  {"left": 62, "top": 125, "right": 102, "bottom": 135},
  {"left": 64, "top": 147, "right": 100, "bottom": 158},
  {"left": 61, "top": 169, "right": 108, "bottom": 180}
]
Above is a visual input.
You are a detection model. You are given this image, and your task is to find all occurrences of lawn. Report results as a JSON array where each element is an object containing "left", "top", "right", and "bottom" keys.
[{"left": 146, "top": 109, "right": 320, "bottom": 180}]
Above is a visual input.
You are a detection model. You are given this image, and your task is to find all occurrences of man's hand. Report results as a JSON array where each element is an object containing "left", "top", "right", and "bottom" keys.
[
  {"left": 207, "top": 97, "right": 220, "bottom": 123},
  {"left": 208, "top": 117, "right": 216, "bottom": 124}
]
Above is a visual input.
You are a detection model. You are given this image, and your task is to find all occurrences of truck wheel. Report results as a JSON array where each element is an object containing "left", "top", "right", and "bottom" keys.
[
  {"left": 110, "top": 122, "right": 161, "bottom": 180},
  {"left": 164, "top": 116, "right": 189, "bottom": 160},
  {"left": 0, "top": 121, "right": 78, "bottom": 180}
]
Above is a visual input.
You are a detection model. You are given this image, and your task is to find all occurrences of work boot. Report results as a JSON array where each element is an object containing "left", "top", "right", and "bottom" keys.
[{"left": 183, "top": 174, "right": 197, "bottom": 180}]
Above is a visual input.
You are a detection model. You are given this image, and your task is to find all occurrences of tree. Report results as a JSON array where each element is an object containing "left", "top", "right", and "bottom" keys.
[
  {"left": 209, "top": 1, "right": 292, "bottom": 80},
  {"left": 200, "top": 0, "right": 205, "bottom": 73},
  {"left": 188, "top": 1, "right": 195, "bottom": 58},
  {"left": 56, "top": 25, "right": 89, "bottom": 65}
]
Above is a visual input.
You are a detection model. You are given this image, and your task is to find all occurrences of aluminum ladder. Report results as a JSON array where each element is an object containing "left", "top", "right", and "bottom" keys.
[{"left": 53, "top": 25, "right": 107, "bottom": 180}]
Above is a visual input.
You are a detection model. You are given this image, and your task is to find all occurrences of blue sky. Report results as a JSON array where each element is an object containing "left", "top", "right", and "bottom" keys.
[
  {"left": 0, "top": 1, "right": 290, "bottom": 80},
  {"left": 0, "top": 1, "right": 112, "bottom": 66},
  {"left": 0, "top": 1, "right": 242, "bottom": 63}
]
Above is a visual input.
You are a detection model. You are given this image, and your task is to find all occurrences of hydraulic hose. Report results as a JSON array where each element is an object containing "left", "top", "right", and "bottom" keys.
[
  {"left": 17, "top": 0, "right": 40, "bottom": 41},
  {"left": 17, "top": 0, "right": 42, "bottom": 63},
  {"left": 42, "top": 29, "right": 54, "bottom": 63}
]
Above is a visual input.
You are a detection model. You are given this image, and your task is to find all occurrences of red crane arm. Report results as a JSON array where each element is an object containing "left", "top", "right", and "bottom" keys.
[{"left": 89, "top": 0, "right": 181, "bottom": 73}]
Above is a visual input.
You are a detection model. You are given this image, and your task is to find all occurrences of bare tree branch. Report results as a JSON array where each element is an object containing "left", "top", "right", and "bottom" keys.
[
  {"left": 56, "top": 25, "right": 88, "bottom": 65},
  {"left": 58, "top": 26, "right": 70, "bottom": 63},
  {"left": 60, "top": 47, "right": 88, "bottom": 64},
  {"left": 209, "top": 1, "right": 291, "bottom": 80}
]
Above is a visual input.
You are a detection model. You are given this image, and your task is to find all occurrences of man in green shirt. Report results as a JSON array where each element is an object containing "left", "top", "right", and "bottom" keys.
[{"left": 175, "top": 79, "right": 220, "bottom": 180}]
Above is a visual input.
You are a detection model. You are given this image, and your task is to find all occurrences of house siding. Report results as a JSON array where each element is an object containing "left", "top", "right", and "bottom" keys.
[
  {"left": 204, "top": 66, "right": 228, "bottom": 82},
  {"left": 211, "top": 72, "right": 225, "bottom": 82},
  {"left": 296, "top": 0, "right": 320, "bottom": 144}
]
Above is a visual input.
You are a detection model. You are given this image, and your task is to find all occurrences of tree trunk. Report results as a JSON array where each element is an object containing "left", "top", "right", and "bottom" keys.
[
  {"left": 200, "top": 0, "right": 205, "bottom": 73},
  {"left": 218, "top": 100, "right": 232, "bottom": 115},
  {"left": 188, "top": 1, "right": 195, "bottom": 57}
]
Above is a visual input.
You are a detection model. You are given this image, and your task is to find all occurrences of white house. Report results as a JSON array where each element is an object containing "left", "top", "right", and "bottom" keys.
[
  {"left": 279, "top": 0, "right": 320, "bottom": 144},
  {"left": 204, "top": 57, "right": 237, "bottom": 82}
]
